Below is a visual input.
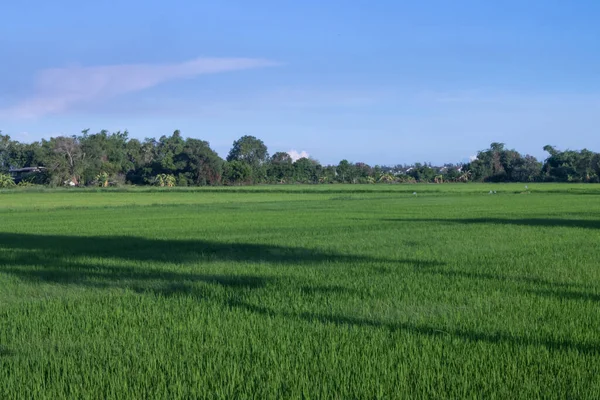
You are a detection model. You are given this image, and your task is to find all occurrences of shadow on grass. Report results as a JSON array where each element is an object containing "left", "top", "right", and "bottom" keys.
[
  {"left": 526, "top": 289, "right": 600, "bottom": 302},
  {"left": 0, "top": 346, "right": 14, "bottom": 357},
  {"left": 416, "top": 268, "right": 595, "bottom": 290},
  {"left": 0, "top": 232, "right": 434, "bottom": 267},
  {"left": 228, "top": 300, "right": 600, "bottom": 355},
  {"left": 382, "top": 217, "right": 600, "bottom": 230},
  {"left": 1, "top": 263, "right": 269, "bottom": 292},
  {"left": 0, "top": 232, "right": 441, "bottom": 297},
  {"left": 1, "top": 232, "right": 597, "bottom": 356}
]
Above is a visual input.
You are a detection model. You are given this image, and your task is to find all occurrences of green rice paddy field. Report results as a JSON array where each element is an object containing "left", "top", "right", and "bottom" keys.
[{"left": 1, "top": 184, "right": 599, "bottom": 398}]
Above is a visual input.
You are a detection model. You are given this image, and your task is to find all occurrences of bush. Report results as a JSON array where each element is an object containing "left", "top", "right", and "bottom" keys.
[
  {"left": 177, "top": 173, "right": 189, "bottom": 187},
  {"left": 111, "top": 174, "right": 126, "bottom": 187},
  {"left": 96, "top": 172, "right": 110, "bottom": 187},
  {"left": 148, "top": 174, "right": 177, "bottom": 187},
  {"left": 0, "top": 173, "right": 16, "bottom": 188},
  {"left": 20, "top": 170, "right": 50, "bottom": 185},
  {"left": 17, "top": 181, "right": 39, "bottom": 187},
  {"left": 223, "top": 161, "right": 253, "bottom": 185}
]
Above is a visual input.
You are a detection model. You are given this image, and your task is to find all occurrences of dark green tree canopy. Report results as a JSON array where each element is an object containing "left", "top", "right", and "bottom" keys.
[
  {"left": 271, "top": 152, "right": 293, "bottom": 164},
  {"left": 466, "top": 143, "right": 542, "bottom": 182},
  {"left": 226, "top": 135, "right": 269, "bottom": 168},
  {"left": 2, "top": 131, "right": 599, "bottom": 185},
  {"left": 542, "top": 145, "right": 600, "bottom": 182}
]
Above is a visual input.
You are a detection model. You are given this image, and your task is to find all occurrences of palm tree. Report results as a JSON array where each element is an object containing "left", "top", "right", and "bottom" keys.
[
  {"left": 378, "top": 173, "right": 395, "bottom": 183},
  {"left": 457, "top": 170, "right": 472, "bottom": 183}
]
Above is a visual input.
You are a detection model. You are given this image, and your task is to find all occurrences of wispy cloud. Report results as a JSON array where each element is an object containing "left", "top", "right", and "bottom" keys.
[{"left": 2, "top": 57, "right": 278, "bottom": 119}]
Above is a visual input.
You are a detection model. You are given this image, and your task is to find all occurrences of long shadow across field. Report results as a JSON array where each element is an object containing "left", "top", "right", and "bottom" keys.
[
  {"left": 415, "top": 268, "right": 597, "bottom": 290},
  {"left": 229, "top": 300, "right": 600, "bottom": 355},
  {"left": 525, "top": 288, "right": 600, "bottom": 302},
  {"left": 1, "top": 232, "right": 598, "bottom": 355},
  {"left": 413, "top": 268, "right": 600, "bottom": 306},
  {"left": 380, "top": 216, "right": 600, "bottom": 298},
  {"left": 382, "top": 217, "right": 600, "bottom": 230},
  {"left": 0, "top": 232, "right": 439, "bottom": 292},
  {"left": 0, "top": 232, "right": 438, "bottom": 266}
]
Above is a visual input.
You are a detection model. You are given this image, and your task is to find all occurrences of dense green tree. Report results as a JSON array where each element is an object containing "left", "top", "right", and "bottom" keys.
[
  {"left": 79, "top": 129, "right": 132, "bottom": 184},
  {"left": 408, "top": 163, "right": 437, "bottom": 182},
  {"left": 593, "top": 153, "right": 600, "bottom": 180},
  {"left": 293, "top": 157, "right": 321, "bottom": 183},
  {"left": 11, "top": 142, "right": 45, "bottom": 171},
  {"left": 179, "top": 138, "right": 223, "bottom": 185},
  {"left": 126, "top": 138, "right": 161, "bottom": 184},
  {"left": 2, "top": 130, "right": 599, "bottom": 186},
  {"left": 0, "top": 134, "right": 43, "bottom": 173},
  {"left": 227, "top": 135, "right": 269, "bottom": 168},
  {"left": 226, "top": 135, "right": 269, "bottom": 182},
  {"left": 354, "top": 163, "right": 373, "bottom": 182},
  {"left": 271, "top": 152, "right": 292, "bottom": 164},
  {"left": 320, "top": 165, "right": 337, "bottom": 183},
  {"left": 0, "top": 133, "right": 12, "bottom": 172},
  {"left": 153, "top": 130, "right": 187, "bottom": 175},
  {"left": 40, "top": 136, "right": 85, "bottom": 186},
  {"left": 466, "top": 143, "right": 541, "bottom": 182},
  {"left": 223, "top": 160, "right": 253, "bottom": 185},
  {"left": 267, "top": 152, "right": 294, "bottom": 183},
  {"left": 227, "top": 135, "right": 269, "bottom": 166},
  {"left": 510, "top": 155, "right": 542, "bottom": 182},
  {"left": 336, "top": 160, "right": 352, "bottom": 183},
  {"left": 542, "top": 146, "right": 600, "bottom": 182}
]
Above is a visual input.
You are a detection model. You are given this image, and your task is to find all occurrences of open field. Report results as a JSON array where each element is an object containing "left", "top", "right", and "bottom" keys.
[{"left": 1, "top": 183, "right": 599, "bottom": 398}]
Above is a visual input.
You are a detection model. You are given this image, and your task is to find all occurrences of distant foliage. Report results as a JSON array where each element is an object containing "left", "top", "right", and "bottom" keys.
[
  {"left": 223, "top": 161, "right": 253, "bottom": 185},
  {"left": 17, "top": 181, "right": 39, "bottom": 187},
  {"left": 542, "top": 145, "right": 600, "bottom": 183},
  {"left": 465, "top": 143, "right": 543, "bottom": 183},
  {"left": 2, "top": 127, "right": 599, "bottom": 186}
]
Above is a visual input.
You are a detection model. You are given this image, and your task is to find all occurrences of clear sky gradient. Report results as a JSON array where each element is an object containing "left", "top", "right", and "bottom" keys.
[{"left": 1, "top": 0, "right": 599, "bottom": 165}]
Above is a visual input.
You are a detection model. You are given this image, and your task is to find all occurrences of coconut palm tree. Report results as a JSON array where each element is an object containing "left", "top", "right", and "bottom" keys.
[{"left": 457, "top": 170, "right": 472, "bottom": 182}]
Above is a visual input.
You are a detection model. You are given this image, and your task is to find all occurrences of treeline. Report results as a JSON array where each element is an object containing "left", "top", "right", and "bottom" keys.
[{"left": 1, "top": 130, "right": 599, "bottom": 187}]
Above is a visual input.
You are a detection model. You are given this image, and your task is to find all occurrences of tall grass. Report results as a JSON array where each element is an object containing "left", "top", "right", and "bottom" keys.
[{"left": 1, "top": 184, "right": 599, "bottom": 398}]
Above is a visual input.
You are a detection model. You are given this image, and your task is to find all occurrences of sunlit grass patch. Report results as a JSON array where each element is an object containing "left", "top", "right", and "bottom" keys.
[{"left": 1, "top": 184, "right": 599, "bottom": 398}]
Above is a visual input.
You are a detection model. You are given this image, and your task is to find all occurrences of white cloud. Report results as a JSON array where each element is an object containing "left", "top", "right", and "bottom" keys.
[
  {"left": 287, "top": 150, "right": 309, "bottom": 161},
  {"left": 469, "top": 155, "right": 478, "bottom": 161},
  {"left": 2, "top": 57, "right": 279, "bottom": 119}
]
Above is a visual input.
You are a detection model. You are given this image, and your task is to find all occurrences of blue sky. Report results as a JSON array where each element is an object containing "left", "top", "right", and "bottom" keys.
[{"left": 1, "top": 0, "right": 599, "bottom": 165}]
